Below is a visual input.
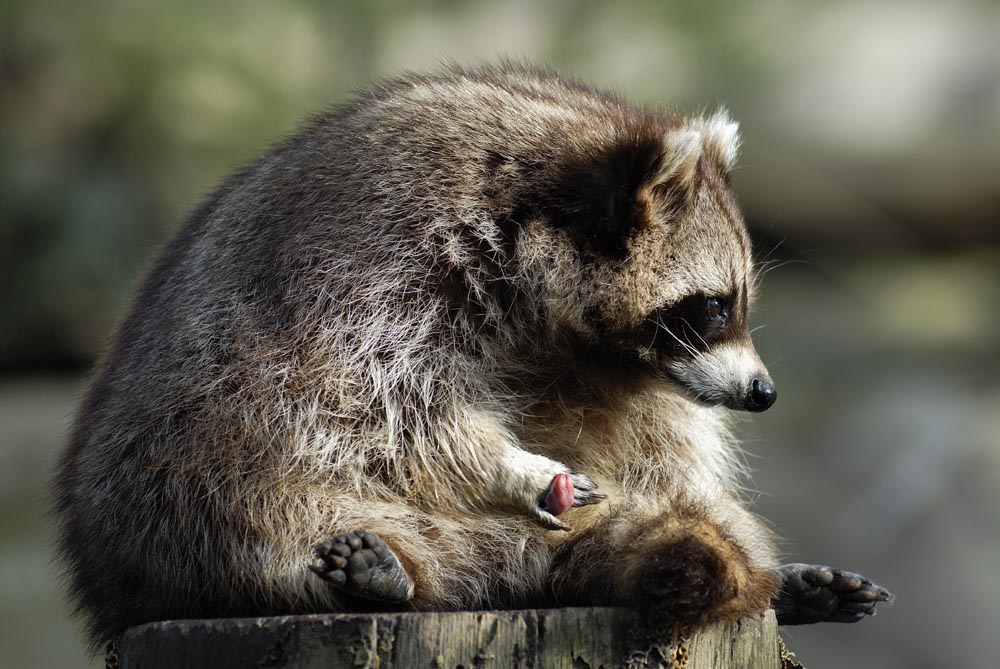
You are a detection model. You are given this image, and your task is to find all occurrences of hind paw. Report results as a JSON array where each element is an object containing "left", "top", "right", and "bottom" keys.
[
  {"left": 310, "top": 530, "right": 414, "bottom": 604},
  {"left": 774, "top": 563, "right": 893, "bottom": 625}
]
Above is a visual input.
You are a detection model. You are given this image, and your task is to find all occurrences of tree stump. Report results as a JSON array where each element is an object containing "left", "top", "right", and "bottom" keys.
[{"left": 117, "top": 608, "right": 780, "bottom": 668}]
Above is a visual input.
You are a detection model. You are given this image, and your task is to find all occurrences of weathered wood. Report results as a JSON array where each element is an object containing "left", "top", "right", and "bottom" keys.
[{"left": 118, "top": 608, "right": 779, "bottom": 669}]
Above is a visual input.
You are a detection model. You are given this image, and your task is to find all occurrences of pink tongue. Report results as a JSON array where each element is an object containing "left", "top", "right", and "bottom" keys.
[{"left": 544, "top": 473, "right": 575, "bottom": 516}]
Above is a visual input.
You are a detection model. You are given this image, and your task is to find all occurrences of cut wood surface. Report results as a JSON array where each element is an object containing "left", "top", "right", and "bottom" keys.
[{"left": 118, "top": 608, "right": 780, "bottom": 668}]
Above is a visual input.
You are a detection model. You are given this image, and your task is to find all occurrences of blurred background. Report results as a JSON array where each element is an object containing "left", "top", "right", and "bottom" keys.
[{"left": 1, "top": 0, "right": 997, "bottom": 666}]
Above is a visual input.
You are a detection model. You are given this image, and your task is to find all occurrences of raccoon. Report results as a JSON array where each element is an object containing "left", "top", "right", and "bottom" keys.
[{"left": 53, "top": 63, "right": 890, "bottom": 650}]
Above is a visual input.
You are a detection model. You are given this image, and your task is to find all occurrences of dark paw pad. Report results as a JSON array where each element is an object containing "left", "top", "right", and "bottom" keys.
[
  {"left": 310, "top": 530, "right": 414, "bottom": 604},
  {"left": 774, "top": 563, "right": 893, "bottom": 625}
]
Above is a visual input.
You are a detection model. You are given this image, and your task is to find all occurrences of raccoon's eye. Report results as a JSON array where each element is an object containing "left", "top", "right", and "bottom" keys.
[{"left": 706, "top": 297, "right": 728, "bottom": 323}]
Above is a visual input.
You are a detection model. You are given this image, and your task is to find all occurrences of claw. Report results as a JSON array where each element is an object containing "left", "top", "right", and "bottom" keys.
[
  {"left": 568, "top": 472, "right": 606, "bottom": 507},
  {"left": 533, "top": 506, "right": 571, "bottom": 531},
  {"left": 572, "top": 489, "right": 607, "bottom": 507},
  {"left": 569, "top": 472, "right": 598, "bottom": 491},
  {"left": 541, "top": 471, "right": 606, "bottom": 519}
]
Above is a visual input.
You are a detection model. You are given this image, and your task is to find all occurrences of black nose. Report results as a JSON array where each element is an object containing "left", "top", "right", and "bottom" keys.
[{"left": 747, "top": 376, "right": 777, "bottom": 412}]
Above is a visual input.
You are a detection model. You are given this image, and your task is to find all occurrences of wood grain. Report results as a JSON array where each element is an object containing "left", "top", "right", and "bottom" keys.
[{"left": 118, "top": 608, "right": 780, "bottom": 668}]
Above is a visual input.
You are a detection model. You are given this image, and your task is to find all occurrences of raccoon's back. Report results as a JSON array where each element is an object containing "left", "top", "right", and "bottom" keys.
[{"left": 55, "top": 62, "right": 644, "bottom": 483}]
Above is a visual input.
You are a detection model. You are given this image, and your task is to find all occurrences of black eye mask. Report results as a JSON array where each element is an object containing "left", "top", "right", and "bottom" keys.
[{"left": 637, "top": 291, "right": 740, "bottom": 358}]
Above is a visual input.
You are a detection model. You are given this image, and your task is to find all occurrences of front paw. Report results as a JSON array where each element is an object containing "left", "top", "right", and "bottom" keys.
[
  {"left": 773, "top": 563, "right": 893, "bottom": 625},
  {"left": 534, "top": 472, "right": 606, "bottom": 529},
  {"left": 500, "top": 451, "right": 605, "bottom": 530}
]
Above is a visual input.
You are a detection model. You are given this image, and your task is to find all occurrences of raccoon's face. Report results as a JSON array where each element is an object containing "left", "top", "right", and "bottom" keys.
[{"left": 541, "top": 111, "right": 775, "bottom": 412}]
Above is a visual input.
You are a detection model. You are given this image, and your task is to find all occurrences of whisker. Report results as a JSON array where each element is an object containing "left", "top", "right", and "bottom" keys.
[
  {"left": 753, "top": 238, "right": 787, "bottom": 272},
  {"left": 758, "top": 258, "right": 809, "bottom": 278},
  {"left": 655, "top": 314, "right": 699, "bottom": 357},
  {"left": 678, "top": 318, "right": 709, "bottom": 350}
]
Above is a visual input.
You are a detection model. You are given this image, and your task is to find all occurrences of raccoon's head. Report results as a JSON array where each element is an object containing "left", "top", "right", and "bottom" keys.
[{"left": 538, "top": 110, "right": 775, "bottom": 412}]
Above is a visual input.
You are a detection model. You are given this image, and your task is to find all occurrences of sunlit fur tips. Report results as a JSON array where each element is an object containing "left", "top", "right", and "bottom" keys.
[
  {"left": 697, "top": 109, "right": 741, "bottom": 172},
  {"left": 651, "top": 109, "right": 740, "bottom": 191}
]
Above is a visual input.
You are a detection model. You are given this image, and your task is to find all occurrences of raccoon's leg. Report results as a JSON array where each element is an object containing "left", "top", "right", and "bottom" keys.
[
  {"left": 549, "top": 500, "right": 778, "bottom": 628},
  {"left": 310, "top": 530, "right": 414, "bottom": 604},
  {"left": 474, "top": 436, "right": 605, "bottom": 530},
  {"left": 773, "top": 563, "right": 893, "bottom": 625},
  {"left": 433, "top": 407, "right": 604, "bottom": 530},
  {"left": 300, "top": 498, "right": 554, "bottom": 614}
]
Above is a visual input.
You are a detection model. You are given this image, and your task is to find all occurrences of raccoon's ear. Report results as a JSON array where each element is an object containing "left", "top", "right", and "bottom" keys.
[
  {"left": 647, "top": 128, "right": 703, "bottom": 194},
  {"left": 646, "top": 112, "right": 741, "bottom": 195},
  {"left": 700, "top": 109, "right": 741, "bottom": 172}
]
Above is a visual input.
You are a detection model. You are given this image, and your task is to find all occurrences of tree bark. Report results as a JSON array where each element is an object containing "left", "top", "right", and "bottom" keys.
[{"left": 118, "top": 608, "right": 780, "bottom": 668}]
